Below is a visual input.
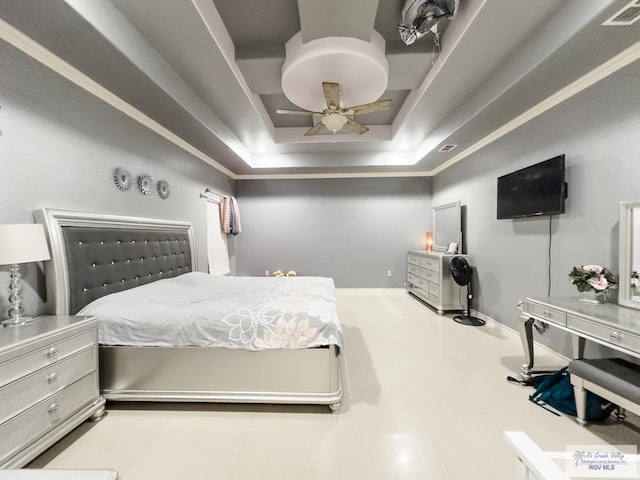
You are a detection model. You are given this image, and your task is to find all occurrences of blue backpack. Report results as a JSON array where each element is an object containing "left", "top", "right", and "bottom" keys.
[{"left": 529, "top": 367, "right": 616, "bottom": 422}]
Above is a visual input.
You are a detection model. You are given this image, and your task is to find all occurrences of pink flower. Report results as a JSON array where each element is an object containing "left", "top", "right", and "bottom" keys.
[
  {"left": 583, "top": 265, "right": 603, "bottom": 274},
  {"left": 256, "top": 318, "right": 320, "bottom": 349},
  {"left": 587, "top": 276, "right": 608, "bottom": 291}
]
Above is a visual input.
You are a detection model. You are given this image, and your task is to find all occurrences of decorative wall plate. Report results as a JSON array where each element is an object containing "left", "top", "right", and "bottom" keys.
[
  {"left": 113, "top": 167, "right": 132, "bottom": 191},
  {"left": 157, "top": 180, "right": 170, "bottom": 199},
  {"left": 137, "top": 174, "right": 153, "bottom": 195}
]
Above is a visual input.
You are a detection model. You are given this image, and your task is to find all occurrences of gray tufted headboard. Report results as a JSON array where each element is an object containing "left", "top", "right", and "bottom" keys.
[{"left": 35, "top": 209, "right": 197, "bottom": 315}]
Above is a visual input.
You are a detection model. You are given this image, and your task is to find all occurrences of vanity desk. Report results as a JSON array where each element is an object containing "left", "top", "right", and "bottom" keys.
[{"left": 520, "top": 297, "right": 640, "bottom": 379}]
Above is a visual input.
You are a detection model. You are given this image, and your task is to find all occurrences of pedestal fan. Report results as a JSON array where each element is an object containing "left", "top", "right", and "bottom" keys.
[{"left": 449, "top": 257, "right": 485, "bottom": 326}]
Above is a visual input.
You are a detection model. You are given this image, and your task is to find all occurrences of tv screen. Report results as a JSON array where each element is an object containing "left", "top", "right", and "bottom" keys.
[{"left": 497, "top": 155, "right": 566, "bottom": 219}]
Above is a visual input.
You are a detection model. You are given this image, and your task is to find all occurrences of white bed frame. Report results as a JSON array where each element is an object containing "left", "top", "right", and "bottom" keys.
[{"left": 36, "top": 209, "right": 343, "bottom": 412}]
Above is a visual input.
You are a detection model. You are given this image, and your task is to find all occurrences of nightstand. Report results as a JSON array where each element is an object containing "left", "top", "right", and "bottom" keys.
[{"left": 0, "top": 316, "right": 105, "bottom": 468}]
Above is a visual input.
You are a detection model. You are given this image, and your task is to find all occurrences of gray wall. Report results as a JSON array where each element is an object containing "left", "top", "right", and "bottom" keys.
[
  {"left": 235, "top": 177, "right": 432, "bottom": 287},
  {"left": 0, "top": 42, "right": 233, "bottom": 318},
  {"left": 432, "top": 58, "right": 640, "bottom": 356}
]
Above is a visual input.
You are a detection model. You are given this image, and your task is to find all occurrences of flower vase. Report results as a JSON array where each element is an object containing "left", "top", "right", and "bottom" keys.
[{"left": 579, "top": 290, "right": 605, "bottom": 304}]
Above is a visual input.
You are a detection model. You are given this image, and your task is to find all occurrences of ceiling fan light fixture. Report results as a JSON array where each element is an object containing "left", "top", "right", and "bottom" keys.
[{"left": 321, "top": 113, "right": 349, "bottom": 133}]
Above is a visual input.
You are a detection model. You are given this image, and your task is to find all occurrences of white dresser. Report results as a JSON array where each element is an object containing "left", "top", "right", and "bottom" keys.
[
  {"left": 407, "top": 250, "right": 468, "bottom": 314},
  {"left": 0, "top": 316, "right": 105, "bottom": 468}
]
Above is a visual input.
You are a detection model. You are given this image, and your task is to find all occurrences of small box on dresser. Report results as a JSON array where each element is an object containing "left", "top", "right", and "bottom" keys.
[
  {"left": 407, "top": 250, "right": 469, "bottom": 314},
  {"left": 0, "top": 315, "right": 105, "bottom": 468}
]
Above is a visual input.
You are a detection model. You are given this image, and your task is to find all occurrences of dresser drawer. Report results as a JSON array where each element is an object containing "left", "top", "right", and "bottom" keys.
[
  {"left": 407, "top": 263, "right": 423, "bottom": 277},
  {"left": 419, "top": 257, "right": 440, "bottom": 272},
  {"left": 422, "top": 269, "right": 438, "bottom": 283},
  {"left": 526, "top": 302, "right": 567, "bottom": 326},
  {"left": 0, "top": 346, "right": 96, "bottom": 425},
  {"left": 408, "top": 273, "right": 427, "bottom": 290},
  {"left": 0, "top": 330, "right": 96, "bottom": 389},
  {"left": 408, "top": 264, "right": 438, "bottom": 283},
  {"left": 428, "top": 282, "right": 439, "bottom": 297},
  {"left": 567, "top": 315, "right": 640, "bottom": 351},
  {"left": 0, "top": 372, "right": 98, "bottom": 462},
  {"left": 407, "top": 254, "right": 421, "bottom": 267}
]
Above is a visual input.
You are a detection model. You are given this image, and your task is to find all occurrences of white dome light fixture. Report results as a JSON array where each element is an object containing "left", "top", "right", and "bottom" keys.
[
  {"left": 281, "top": 32, "right": 389, "bottom": 112},
  {"left": 320, "top": 112, "right": 349, "bottom": 133}
]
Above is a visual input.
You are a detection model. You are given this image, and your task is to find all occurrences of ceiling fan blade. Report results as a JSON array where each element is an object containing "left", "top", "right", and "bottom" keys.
[
  {"left": 276, "top": 109, "right": 319, "bottom": 116},
  {"left": 345, "top": 119, "right": 369, "bottom": 135},
  {"left": 322, "top": 82, "right": 341, "bottom": 109},
  {"left": 304, "top": 122, "right": 326, "bottom": 136},
  {"left": 348, "top": 99, "right": 393, "bottom": 115}
]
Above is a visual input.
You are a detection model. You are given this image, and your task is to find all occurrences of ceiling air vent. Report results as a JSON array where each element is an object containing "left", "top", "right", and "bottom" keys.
[
  {"left": 438, "top": 144, "right": 457, "bottom": 152},
  {"left": 602, "top": 0, "right": 640, "bottom": 26}
]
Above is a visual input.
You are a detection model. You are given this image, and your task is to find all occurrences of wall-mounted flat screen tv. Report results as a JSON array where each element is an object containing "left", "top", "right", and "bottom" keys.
[{"left": 497, "top": 154, "right": 567, "bottom": 219}]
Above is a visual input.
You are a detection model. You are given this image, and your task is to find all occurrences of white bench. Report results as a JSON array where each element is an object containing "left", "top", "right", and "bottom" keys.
[
  {"left": 504, "top": 431, "right": 571, "bottom": 480},
  {"left": 569, "top": 357, "right": 640, "bottom": 426},
  {"left": 505, "top": 431, "right": 640, "bottom": 479}
]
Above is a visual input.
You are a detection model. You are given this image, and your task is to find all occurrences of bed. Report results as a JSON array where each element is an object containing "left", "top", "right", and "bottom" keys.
[{"left": 35, "top": 208, "right": 343, "bottom": 412}]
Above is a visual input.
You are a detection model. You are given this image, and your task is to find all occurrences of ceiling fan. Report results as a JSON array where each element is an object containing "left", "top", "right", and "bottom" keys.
[{"left": 276, "top": 82, "right": 392, "bottom": 136}]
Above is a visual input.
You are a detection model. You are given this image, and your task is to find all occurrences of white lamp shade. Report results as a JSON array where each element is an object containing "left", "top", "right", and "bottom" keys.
[{"left": 0, "top": 224, "right": 51, "bottom": 265}]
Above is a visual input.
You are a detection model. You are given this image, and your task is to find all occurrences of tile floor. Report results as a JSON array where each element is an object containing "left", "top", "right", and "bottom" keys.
[{"left": 28, "top": 289, "right": 640, "bottom": 479}]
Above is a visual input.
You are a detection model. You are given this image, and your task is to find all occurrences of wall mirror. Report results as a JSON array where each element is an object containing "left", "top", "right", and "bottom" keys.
[
  {"left": 433, "top": 201, "right": 461, "bottom": 253},
  {"left": 619, "top": 199, "right": 640, "bottom": 310}
]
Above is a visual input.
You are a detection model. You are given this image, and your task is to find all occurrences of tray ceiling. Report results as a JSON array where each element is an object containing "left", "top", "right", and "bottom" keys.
[{"left": 1, "top": 0, "right": 639, "bottom": 178}]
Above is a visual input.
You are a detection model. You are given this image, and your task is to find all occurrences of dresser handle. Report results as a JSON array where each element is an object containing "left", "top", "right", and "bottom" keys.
[
  {"left": 543, "top": 309, "right": 552, "bottom": 316},
  {"left": 46, "top": 347, "right": 58, "bottom": 357},
  {"left": 48, "top": 403, "right": 60, "bottom": 414},
  {"left": 47, "top": 373, "right": 59, "bottom": 383},
  {"left": 610, "top": 331, "right": 620, "bottom": 341}
]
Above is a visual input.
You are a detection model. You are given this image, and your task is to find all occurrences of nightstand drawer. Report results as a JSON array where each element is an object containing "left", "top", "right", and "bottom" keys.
[
  {"left": 567, "top": 315, "right": 640, "bottom": 351},
  {"left": 0, "top": 346, "right": 96, "bottom": 424},
  {"left": 0, "top": 330, "right": 96, "bottom": 388},
  {"left": 526, "top": 302, "right": 567, "bottom": 326},
  {"left": 0, "top": 372, "right": 98, "bottom": 462}
]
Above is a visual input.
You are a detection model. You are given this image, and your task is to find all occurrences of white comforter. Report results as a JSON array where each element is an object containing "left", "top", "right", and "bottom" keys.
[{"left": 78, "top": 272, "right": 343, "bottom": 351}]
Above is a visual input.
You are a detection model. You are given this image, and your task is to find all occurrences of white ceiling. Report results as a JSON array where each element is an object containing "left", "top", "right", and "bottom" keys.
[{"left": 1, "top": 0, "right": 639, "bottom": 179}]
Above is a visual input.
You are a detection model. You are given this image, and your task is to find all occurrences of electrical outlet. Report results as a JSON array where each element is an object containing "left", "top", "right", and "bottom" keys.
[
  {"left": 265, "top": 270, "right": 270, "bottom": 276},
  {"left": 387, "top": 270, "right": 392, "bottom": 277}
]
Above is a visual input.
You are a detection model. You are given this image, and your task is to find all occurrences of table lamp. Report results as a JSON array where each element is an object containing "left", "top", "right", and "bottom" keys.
[
  {"left": 0, "top": 224, "right": 51, "bottom": 326},
  {"left": 426, "top": 232, "right": 433, "bottom": 251}
]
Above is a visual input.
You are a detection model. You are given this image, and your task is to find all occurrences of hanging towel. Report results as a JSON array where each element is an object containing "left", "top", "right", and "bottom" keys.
[
  {"left": 220, "top": 196, "right": 231, "bottom": 234},
  {"left": 219, "top": 196, "right": 242, "bottom": 236},
  {"left": 230, "top": 196, "right": 242, "bottom": 235},
  {"left": 206, "top": 200, "right": 230, "bottom": 275}
]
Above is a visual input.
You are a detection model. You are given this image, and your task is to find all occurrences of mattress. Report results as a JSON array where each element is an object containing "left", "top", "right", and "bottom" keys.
[{"left": 77, "top": 272, "right": 343, "bottom": 351}]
